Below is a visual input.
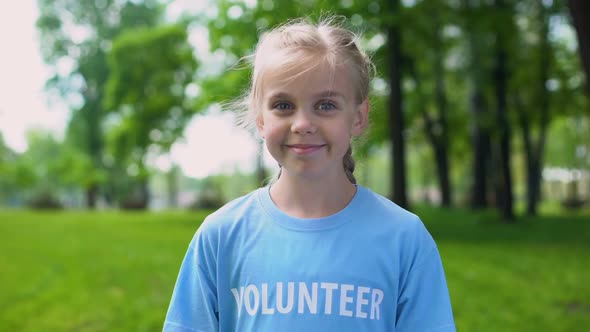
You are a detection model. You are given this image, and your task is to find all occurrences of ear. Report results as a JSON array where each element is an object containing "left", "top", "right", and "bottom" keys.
[{"left": 351, "top": 99, "right": 370, "bottom": 137}]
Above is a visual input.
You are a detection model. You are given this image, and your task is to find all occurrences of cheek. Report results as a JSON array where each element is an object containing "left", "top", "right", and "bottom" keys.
[{"left": 261, "top": 122, "right": 284, "bottom": 142}]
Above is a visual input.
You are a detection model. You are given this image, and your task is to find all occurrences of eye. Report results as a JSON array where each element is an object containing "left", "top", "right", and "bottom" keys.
[
  {"left": 317, "top": 101, "right": 337, "bottom": 112},
  {"left": 272, "top": 101, "right": 293, "bottom": 111}
]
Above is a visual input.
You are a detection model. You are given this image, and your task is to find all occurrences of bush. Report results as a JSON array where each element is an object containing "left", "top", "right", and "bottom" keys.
[
  {"left": 561, "top": 198, "right": 586, "bottom": 210},
  {"left": 120, "top": 197, "right": 148, "bottom": 210},
  {"left": 190, "top": 192, "right": 225, "bottom": 210},
  {"left": 28, "top": 192, "right": 63, "bottom": 210}
]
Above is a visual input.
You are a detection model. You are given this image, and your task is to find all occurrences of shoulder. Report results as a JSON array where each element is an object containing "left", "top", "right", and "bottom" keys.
[
  {"left": 358, "top": 186, "right": 426, "bottom": 232},
  {"left": 360, "top": 187, "right": 417, "bottom": 218},
  {"left": 356, "top": 186, "right": 437, "bottom": 256},
  {"left": 193, "top": 188, "right": 265, "bottom": 241},
  {"left": 204, "top": 189, "right": 262, "bottom": 224}
]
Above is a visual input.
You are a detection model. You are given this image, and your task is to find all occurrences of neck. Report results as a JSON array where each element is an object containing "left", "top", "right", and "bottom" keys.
[{"left": 269, "top": 171, "right": 357, "bottom": 219}]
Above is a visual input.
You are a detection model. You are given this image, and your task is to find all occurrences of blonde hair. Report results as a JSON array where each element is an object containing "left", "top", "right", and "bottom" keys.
[{"left": 234, "top": 16, "right": 373, "bottom": 184}]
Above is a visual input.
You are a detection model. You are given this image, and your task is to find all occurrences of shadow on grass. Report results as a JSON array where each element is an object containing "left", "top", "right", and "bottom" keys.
[{"left": 414, "top": 205, "right": 590, "bottom": 246}]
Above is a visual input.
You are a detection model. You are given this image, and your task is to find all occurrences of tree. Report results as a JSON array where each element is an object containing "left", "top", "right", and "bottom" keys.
[
  {"left": 403, "top": 0, "right": 458, "bottom": 208},
  {"left": 36, "top": 0, "right": 163, "bottom": 208},
  {"left": 385, "top": 0, "right": 409, "bottom": 208},
  {"left": 567, "top": 0, "right": 590, "bottom": 99},
  {"left": 104, "top": 24, "right": 198, "bottom": 208},
  {"left": 511, "top": 1, "right": 554, "bottom": 216},
  {"left": 7, "top": 130, "right": 84, "bottom": 206},
  {"left": 459, "top": 0, "right": 494, "bottom": 209},
  {"left": 491, "top": 0, "right": 515, "bottom": 221}
]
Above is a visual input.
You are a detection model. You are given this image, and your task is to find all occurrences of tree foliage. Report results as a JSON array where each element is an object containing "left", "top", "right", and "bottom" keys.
[
  {"left": 103, "top": 24, "right": 198, "bottom": 206},
  {"left": 35, "top": 0, "right": 200, "bottom": 209}
]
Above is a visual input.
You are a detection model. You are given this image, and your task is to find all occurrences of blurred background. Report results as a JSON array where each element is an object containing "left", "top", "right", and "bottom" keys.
[{"left": 0, "top": 0, "right": 588, "bottom": 331}]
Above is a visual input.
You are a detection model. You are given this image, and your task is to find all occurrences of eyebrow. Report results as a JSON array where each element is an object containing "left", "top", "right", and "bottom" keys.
[
  {"left": 266, "top": 92, "right": 293, "bottom": 101},
  {"left": 267, "top": 90, "right": 346, "bottom": 100},
  {"left": 313, "top": 90, "right": 346, "bottom": 99}
]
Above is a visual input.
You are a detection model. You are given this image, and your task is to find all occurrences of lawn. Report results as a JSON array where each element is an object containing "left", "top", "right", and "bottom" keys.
[
  {"left": 0, "top": 207, "right": 588, "bottom": 331},
  {"left": 420, "top": 207, "right": 590, "bottom": 331}
]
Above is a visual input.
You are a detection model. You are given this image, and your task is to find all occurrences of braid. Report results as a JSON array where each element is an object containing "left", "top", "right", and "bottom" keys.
[{"left": 343, "top": 146, "right": 356, "bottom": 184}]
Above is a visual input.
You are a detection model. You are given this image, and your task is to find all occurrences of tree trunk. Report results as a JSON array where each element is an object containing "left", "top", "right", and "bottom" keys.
[
  {"left": 139, "top": 177, "right": 150, "bottom": 210},
  {"left": 86, "top": 184, "right": 98, "bottom": 209},
  {"left": 470, "top": 107, "right": 491, "bottom": 209},
  {"left": 84, "top": 91, "right": 104, "bottom": 209},
  {"left": 387, "top": 0, "right": 408, "bottom": 209},
  {"left": 407, "top": 57, "right": 451, "bottom": 208},
  {"left": 434, "top": 143, "right": 451, "bottom": 206},
  {"left": 529, "top": 3, "right": 551, "bottom": 216},
  {"left": 463, "top": 0, "right": 491, "bottom": 209},
  {"left": 527, "top": 156, "right": 543, "bottom": 215},
  {"left": 493, "top": 0, "right": 515, "bottom": 222},
  {"left": 527, "top": 2, "right": 552, "bottom": 216},
  {"left": 432, "top": 26, "right": 452, "bottom": 207},
  {"left": 515, "top": 95, "right": 541, "bottom": 216},
  {"left": 568, "top": 0, "right": 590, "bottom": 99},
  {"left": 514, "top": 3, "right": 551, "bottom": 216}
]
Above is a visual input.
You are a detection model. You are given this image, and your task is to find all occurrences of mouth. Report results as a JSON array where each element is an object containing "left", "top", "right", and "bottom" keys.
[{"left": 285, "top": 144, "right": 326, "bottom": 155}]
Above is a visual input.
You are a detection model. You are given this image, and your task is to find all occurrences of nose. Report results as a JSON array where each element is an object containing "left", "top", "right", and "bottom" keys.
[{"left": 291, "top": 111, "right": 317, "bottom": 135}]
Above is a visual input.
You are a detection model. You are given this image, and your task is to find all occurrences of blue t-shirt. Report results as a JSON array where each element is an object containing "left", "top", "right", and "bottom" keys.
[{"left": 164, "top": 185, "right": 455, "bottom": 332}]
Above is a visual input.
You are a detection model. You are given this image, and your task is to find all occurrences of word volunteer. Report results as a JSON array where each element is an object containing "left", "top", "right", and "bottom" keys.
[{"left": 231, "top": 282, "right": 385, "bottom": 319}]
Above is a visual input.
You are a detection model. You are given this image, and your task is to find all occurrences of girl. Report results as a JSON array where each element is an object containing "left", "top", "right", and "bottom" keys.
[{"left": 164, "top": 17, "right": 455, "bottom": 332}]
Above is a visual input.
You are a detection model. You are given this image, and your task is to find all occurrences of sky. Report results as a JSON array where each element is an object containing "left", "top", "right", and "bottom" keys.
[{"left": 0, "top": 0, "right": 270, "bottom": 179}]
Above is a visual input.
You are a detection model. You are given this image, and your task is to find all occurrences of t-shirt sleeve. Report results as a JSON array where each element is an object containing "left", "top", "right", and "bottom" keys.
[
  {"left": 395, "top": 220, "right": 456, "bottom": 332},
  {"left": 163, "top": 226, "right": 219, "bottom": 332}
]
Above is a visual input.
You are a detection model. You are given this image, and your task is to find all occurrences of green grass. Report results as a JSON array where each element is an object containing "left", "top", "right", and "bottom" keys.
[
  {"left": 0, "top": 207, "right": 589, "bottom": 331},
  {"left": 0, "top": 210, "right": 210, "bottom": 332},
  {"left": 419, "top": 207, "right": 590, "bottom": 331}
]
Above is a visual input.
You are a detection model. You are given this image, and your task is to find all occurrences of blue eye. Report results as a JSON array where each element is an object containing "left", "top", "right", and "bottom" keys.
[
  {"left": 273, "top": 102, "right": 293, "bottom": 111},
  {"left": 317, "top": 101, "right": 337, "bottom": 111}
]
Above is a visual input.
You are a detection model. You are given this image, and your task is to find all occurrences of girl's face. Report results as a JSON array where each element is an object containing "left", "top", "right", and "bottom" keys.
[{"left": 256, "top": 61, "right": 368, "bottom": 182}]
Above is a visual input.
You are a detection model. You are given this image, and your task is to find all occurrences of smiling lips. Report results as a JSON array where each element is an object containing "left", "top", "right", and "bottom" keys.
[{"left": 285, "top": 144, "right": 327, "bottom": 155}]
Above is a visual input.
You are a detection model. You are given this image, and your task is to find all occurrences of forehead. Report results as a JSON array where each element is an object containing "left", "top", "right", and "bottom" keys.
[{"left": 260, "top": 60, "right": 355, "bottom": 100}]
